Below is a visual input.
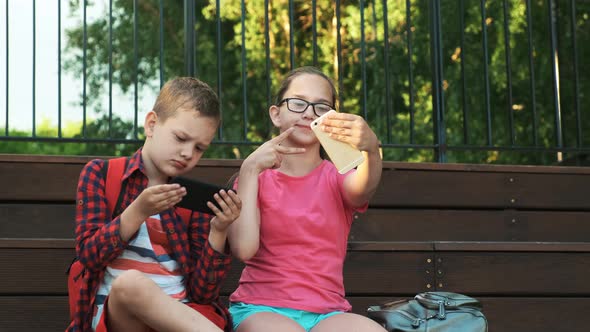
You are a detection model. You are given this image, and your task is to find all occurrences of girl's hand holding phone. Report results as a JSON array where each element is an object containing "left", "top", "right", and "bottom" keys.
[{"left": 318, "top": 110, "right": 380, "bottom": 153}]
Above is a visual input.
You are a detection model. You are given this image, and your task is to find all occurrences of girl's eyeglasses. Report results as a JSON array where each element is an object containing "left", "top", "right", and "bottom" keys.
[{"left": 278, "top": 98, "right": 333, "bottom": 117}]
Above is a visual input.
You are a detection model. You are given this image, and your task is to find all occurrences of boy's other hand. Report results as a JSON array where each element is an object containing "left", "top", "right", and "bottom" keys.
[{"left": 208, "top": 189, "right": 242, "bottom": 232}]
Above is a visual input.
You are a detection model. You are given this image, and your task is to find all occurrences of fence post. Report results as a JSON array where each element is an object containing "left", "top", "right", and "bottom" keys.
[
  {"left": 547, "top": 0, "right": 563, "bottom": 162},
  {"left": 429, "top": 0, "right": 446, "bottom": 162},
  {"left": 184, "top": 0, "right": 195, "bottom": 77}
]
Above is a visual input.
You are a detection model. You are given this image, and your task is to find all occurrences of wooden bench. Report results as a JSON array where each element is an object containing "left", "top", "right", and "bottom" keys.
[{"left": 1, "top": 154, "right": 589, "bottom": 332}]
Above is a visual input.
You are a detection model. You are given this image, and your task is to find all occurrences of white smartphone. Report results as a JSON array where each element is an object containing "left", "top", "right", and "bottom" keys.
[{"left": 311, "top": 110, "right": 365, "bottom": 174}]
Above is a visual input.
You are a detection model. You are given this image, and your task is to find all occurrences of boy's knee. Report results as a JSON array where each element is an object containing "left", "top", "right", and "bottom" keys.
[{"left": 110, "top": 270, "right": 150, "bottom": 304}]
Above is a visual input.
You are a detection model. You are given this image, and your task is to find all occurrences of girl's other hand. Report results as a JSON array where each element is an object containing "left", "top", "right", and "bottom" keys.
[{"left": 242, "top": 127, "right": 306, "bottom": 173}]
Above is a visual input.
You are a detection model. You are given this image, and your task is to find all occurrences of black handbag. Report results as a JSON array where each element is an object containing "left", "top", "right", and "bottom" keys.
[{"left": 367, "top": 292, "right": 488, "bottom": 332}]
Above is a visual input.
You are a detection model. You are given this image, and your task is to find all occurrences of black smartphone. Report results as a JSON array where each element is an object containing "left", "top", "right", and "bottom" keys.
[{"left": 170, "top": 176, "right": 233, "bottom": 214}]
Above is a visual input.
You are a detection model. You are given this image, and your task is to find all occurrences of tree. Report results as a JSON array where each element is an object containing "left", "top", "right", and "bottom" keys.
[{"left": 53, "top": 0, "right": 589, "bottom": 164}]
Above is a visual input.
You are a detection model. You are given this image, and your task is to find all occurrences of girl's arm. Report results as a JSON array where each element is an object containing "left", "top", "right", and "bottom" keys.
[
  {"left": 343, "top": 148, "right": 382, "bottom": 207},
  {"left": 226, "top": 161, "right": 262, "bottom": 261},
  {"left": 227, "top": 127, "right": 305, "bottom": 261},
  {"left": 319, "top": 112, "right": 382, "bottom": 206}
]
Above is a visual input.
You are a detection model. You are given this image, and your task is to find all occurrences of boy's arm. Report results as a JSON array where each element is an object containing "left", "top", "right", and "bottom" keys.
[
  {"left": 75, "top": 159, "right": 128, "bottom": 272},
  {"left": 187, "top": 212, "right": 231, "bottom": 303}
]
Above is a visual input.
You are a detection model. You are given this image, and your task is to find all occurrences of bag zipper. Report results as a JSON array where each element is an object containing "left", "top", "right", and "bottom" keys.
[
  {"left": 438, "top": 300, "right": 446, "bottom": 319},
  {"left": 393, "top": 309, "right": 425, "bottom": 328}
]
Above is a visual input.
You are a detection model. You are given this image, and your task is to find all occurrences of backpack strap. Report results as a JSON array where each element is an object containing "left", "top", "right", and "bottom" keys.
[
  {"left": 66, "top": 157, "right": 129, "bottom": 321},
  {"left": 102, "top": 157, "right": 128, "bottom": 217}
]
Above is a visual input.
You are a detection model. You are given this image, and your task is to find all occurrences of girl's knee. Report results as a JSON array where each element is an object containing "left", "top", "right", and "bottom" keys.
[{"left": 312, "top": 313, "right": 387, "bottom": 332}]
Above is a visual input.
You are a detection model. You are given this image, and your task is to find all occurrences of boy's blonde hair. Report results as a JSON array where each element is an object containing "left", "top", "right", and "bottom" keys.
[{"left": 152, "top": 77, "right": 220, "bottom": 122}]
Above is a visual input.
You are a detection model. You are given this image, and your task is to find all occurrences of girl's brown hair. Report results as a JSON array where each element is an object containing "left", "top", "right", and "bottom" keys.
[{"left": 274, "top": 66, "right": 337, "bottom": 109}]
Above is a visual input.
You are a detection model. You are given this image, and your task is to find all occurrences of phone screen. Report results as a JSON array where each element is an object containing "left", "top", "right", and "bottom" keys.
[{"left": 170, "top": 176, "right": 233, "bottom": 214}]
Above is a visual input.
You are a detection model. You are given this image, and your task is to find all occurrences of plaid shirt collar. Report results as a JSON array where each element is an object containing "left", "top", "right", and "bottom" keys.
[{"left": 123, "top": 148, "right": 144, "bottom": 180}]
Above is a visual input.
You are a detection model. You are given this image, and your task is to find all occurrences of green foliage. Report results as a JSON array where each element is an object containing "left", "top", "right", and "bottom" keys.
[
  {"left": 0, "top": 116, "right": 141, "bottom": 156},
  {"left": 2, "top": 0, "right": 588, "bottom": 165}
]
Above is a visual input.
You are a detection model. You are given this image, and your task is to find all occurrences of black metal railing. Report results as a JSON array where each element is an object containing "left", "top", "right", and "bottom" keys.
[{"left": 1, "top": 0, "right": 588, "bottom": 165}]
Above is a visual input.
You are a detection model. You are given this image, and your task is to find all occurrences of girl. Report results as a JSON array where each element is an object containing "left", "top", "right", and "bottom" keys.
[{"left": 227, "top": 67, "right": 385, "bottom": 332}]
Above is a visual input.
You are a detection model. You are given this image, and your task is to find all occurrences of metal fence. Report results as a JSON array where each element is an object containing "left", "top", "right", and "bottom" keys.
[{"left": 1, "top": 0, "right": 588, "bottom": 164}]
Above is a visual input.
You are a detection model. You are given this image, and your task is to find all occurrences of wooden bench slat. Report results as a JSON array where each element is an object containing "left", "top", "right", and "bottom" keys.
[
  {"left": 3, "top": 160, "right": 590, "bottom": 210},
  {"left": 434, "top": 241, "right": 590, "bottom": 252},
  {"left": 438, "top": 252, "right": 590, "bottom": 295},
  {"left": 0, "top": 238, "right": 74, "bottom": 248},
  {"left": 343, "top": 252, "right": 434, "bottom": 294},
  {"left": 374, "top": 169, "right": 590, "bottom": 209},
  {"left": 346, "top": 241, "right": 434, "bottom": 251},
  {"left": 0, "top": 248, "right": 73, "bottom": 293},
  {"left": 4, "top": 238, "right": 588, "bottom": 252},
  {"left": 0, "top": 204, "right": 75, "bottom": 238},
  {"left": 352, "top": 209, "right": 590, "bottom": 242},
  {"left": 0, "top": 296, "right": 70, "bottom": 332},
  {"left": 381, "top": 160, "right": 590, "bottom": 175},
  {"left": 5, "top": 203, "right": 590, "bottom": 243},
  {"left": 0, "top": 162, "right": 239, "bottom": 201},
  {"left": 0, "top": 163, "right": 81, "bottom": 201},
  {"left": 0, "top": 248, "right": 434, "bottom": 295},
  {"left": 476, "top": 297, "right": 590, "bottom": 332}
]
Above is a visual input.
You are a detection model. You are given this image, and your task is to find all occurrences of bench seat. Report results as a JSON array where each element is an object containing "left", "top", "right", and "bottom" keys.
[{"left": 1, "top": 154, "right": 589, "bottom": 332}]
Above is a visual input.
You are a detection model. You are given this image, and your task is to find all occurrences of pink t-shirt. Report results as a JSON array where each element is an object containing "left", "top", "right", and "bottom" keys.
[{"left": 229, "top": 160, "right": 367, "bottom": 313}]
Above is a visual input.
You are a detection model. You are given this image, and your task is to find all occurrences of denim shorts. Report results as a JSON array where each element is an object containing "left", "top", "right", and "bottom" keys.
[{"left": 229, "top": 302, "right": 342, "bottom": 332}]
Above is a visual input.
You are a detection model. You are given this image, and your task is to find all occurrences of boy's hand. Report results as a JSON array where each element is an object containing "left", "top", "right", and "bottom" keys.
[
  {"left": 133, "top": 183, "right": 187, "bottom": 219},
  {"left": 242, "top": 127, "right": 306, "bottom": 173},
  {"left": 208, "top": 189, "right": 242, "bottom": 232},
  {"left": 320, "top": 112, "right": 380, "bottom": 153}
]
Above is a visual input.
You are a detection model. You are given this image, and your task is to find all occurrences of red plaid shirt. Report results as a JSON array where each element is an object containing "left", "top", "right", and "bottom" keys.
[{"left": 67, "top": 149, "right": 232, "bottom": 331}]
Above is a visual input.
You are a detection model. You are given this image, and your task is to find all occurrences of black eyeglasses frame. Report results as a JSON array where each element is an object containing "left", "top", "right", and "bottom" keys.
[{"left": 277, "top": 98, "right": 334, "bottom": 117}]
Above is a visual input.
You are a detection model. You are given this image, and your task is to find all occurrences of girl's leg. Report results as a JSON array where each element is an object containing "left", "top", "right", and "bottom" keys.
[
  {"left": 311, "top": 312, "right": 387, "bottom": 332},
  {"left": 236, "top": 312, "right": 306, "bottom": 332},
  {"left": 107, "top": 269, "right": 222, "bottom": 332}
]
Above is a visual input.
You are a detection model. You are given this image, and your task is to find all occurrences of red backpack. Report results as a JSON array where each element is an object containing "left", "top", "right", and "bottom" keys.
[{"left": 66, "top": 157, "right": 193, "bottom": 319}]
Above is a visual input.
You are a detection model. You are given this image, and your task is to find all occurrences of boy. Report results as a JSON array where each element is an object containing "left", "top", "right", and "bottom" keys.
[{"left": 68, "top": 77, "right": 241, "bottom": 332}]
